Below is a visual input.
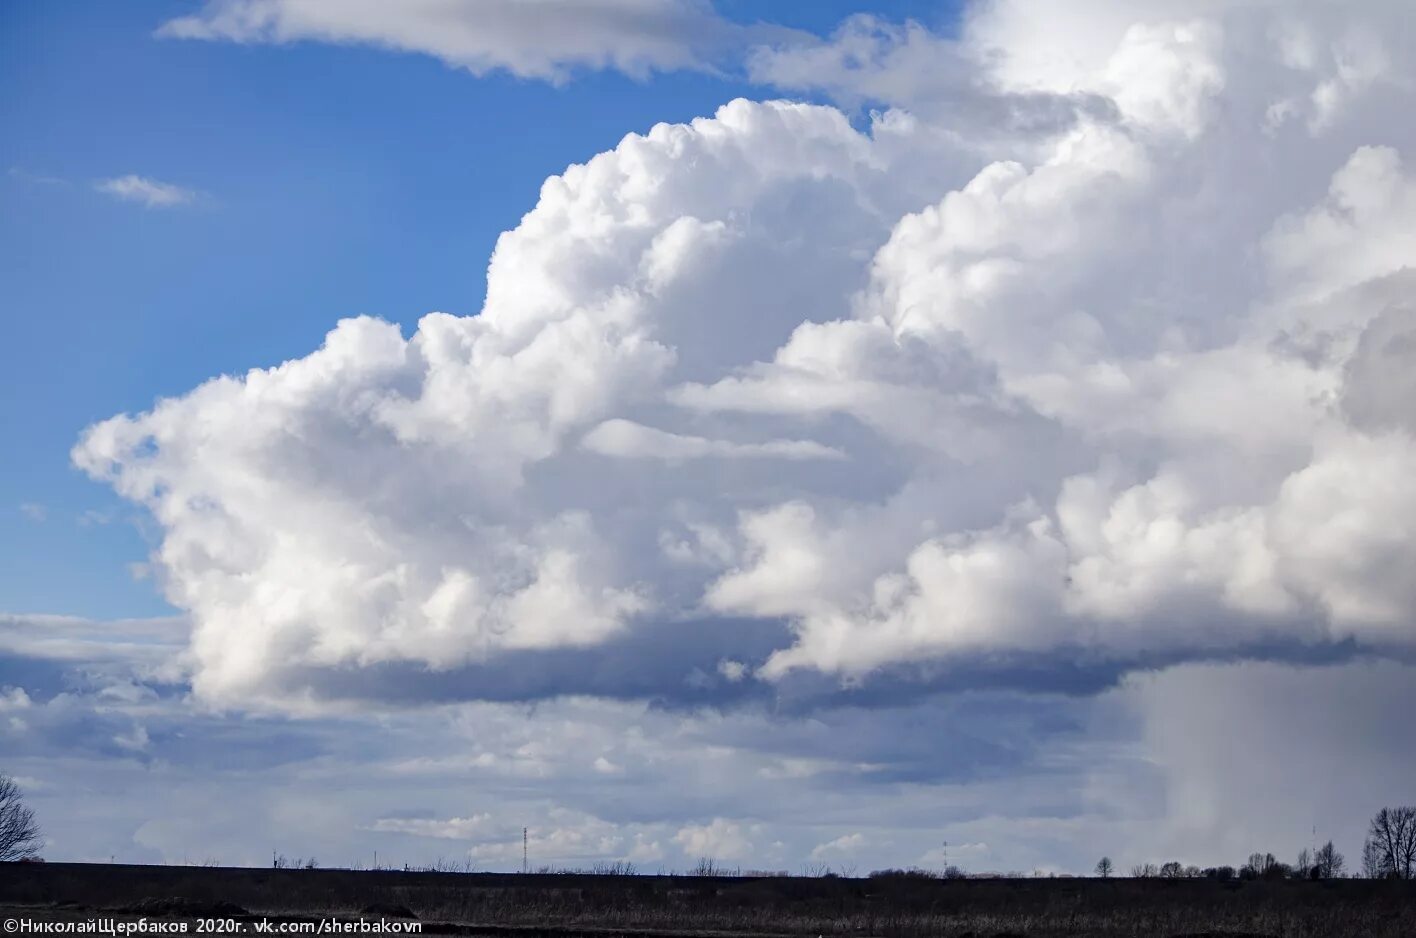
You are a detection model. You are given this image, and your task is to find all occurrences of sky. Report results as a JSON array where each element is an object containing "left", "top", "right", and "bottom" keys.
[{"left": 2, "top": 0, "right": 1415, "bottom": 874}]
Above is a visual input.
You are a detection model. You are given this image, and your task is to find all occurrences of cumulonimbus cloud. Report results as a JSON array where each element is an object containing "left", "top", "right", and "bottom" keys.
[{"left": 81, "top": 0, "right": 1416, "bottom": 709}]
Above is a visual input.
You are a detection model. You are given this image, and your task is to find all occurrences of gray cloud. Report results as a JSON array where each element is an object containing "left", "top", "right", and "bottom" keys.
[
  {"left": 1343, "top": 303, "right": 1416, "bottom": 435},
  {"left": 9, "top": 621, "right": 1408, "bottom": 873}
]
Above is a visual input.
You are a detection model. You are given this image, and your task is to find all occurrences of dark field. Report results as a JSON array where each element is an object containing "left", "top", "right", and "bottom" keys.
[{"left": 4, "top": 863, "right": 1415, "bottom": 938}]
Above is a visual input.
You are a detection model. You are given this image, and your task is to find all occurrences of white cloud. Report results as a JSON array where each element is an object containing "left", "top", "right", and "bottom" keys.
[
  {"left": 8, "top": 166, "right": 69, "bottom": 187},
  {"left": 370, "top": 814, "right": 492, "bottom": 840},
  {"left": 0, "top": 613, "right": 189, "bottom": 684},
  {"left": 745, "top": 13, "right": 1118, "bottom": 158},
  {"left": 80, "top": 0, "right": 1416, "bottom": 710},
  {"left": 674, "top": 818, "right": 755, "bottom": 861},
  {"left": 582, "top": 419, "right": 844, "bottom": 464},
  {"left": 1263, "top": 145, "right": 1416, "bottom": 304},
  {"left": 155, "top": 0, "right": 792, "bottom": 82},
  {"left": 626, "top": 834, "right": 664, "bottom": 862},
  {"left": 810, "top": 832, "right": 865, "bottom": 859},
  {"left": 112, "top": 724, "right": 151, "bottom": 753},
  {"left": 0, "top": 687, "right": 33, "bottom": 712},
  {"left": 716, "top": 659, "right": 747, "bottom": 682},
  {"left": 95, "top": 175, "right": 200, "bottom": 208}
]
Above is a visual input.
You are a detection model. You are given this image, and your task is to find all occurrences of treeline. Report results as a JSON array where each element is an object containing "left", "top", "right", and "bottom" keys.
[
  {"left": 1116, "top": 846, "right": 1344, "bottom": 882},
  {"left": 1102, "top": 804, "right": 1416, "bottom": 881}
]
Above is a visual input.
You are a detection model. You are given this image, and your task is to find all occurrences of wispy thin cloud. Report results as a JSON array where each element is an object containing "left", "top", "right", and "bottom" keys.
[
  {"left": 78, "top": 508, "right": 117, "bottom": 527},
  {"left": 8, "top": 167, "right": 70, "bottom": 188},
  {"left": 95, "top": 174, "right": 200, "bottom": 208},
  {"left": 153, "top": 0, "right": 804, "bottom": 83}
]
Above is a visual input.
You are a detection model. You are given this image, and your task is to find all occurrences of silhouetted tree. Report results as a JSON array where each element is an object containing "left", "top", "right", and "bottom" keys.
[
  {"left": 1159, "top": 861, "right": 1184, "bottom": 879},
  {"left": 1241, "top": 851, "right": 1299, "bottom": 880},
  {"left": 1094, "top": 857, "right": 1113, "bottom": 878},
  {"left": 1364, "top": 806, "right": 1416, "bottom": 879},
  {"left": 0, "top": 774, "right": 41, "bottom": 862},
  {"left": 1363, "top": 837, "right": 1387, "bottom": 879},
  {"left": 1313, "top": 841, "right": 1345, "bottom": 879},
  {"left": 1240, "top": 851, "right": 1290, "bottom": 880}
]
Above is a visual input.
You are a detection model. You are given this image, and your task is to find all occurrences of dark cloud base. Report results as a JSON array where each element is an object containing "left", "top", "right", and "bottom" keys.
[{"left": 251, "top": 613, "right": 1401, "bottom": 715}]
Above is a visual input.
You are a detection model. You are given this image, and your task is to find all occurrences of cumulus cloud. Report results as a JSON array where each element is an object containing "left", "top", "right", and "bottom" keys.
[
  {"left": 154, "top": 0, "right": 797, "bottom": 82},
  {"left": 1342, "top": 303, "right": 1416, "bottom": 434},
  {"left": 95, "top": 175, "right": 200, "bottom": 208},
  {"left": 809, "top": 831, "right": 865, "bottom": 859},
  {"left": 81, "top": 0, "right": 1416, "bottom": 710},
  {"left": 746, "top": 13, "right": 1120, "bottom": 154},
  {"left": 674, "top": 818, "right": 755, "bottom": 861}
]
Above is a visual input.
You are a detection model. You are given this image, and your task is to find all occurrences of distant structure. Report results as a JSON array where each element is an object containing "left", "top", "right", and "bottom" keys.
[{"left": 523, "top": 827, "right": 528, "bottom": 875}]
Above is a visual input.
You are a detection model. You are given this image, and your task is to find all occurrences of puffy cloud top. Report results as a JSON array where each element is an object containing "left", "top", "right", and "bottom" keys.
[{"left": 81, "top": 0, "right": 1416, "bottom": 709}]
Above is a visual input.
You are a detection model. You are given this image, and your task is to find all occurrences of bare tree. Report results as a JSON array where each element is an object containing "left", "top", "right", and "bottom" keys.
[
  {"left": 1313, "top": 841, "right": 1345, "bottom": 879},
  {"left": 1241, "top": 852, "right": 1286, "bottom": 880},
  {"left": 0, "top": 774, "right": 42, "bottom": 861},
  {"left": 1241, "top": 853, "right": 1266, "bottom": 879},
  {"left": 1364, "top": 806, "right": 1416, "bottom": 879},
  {"left": 692, "top": 857, "right": 720, "bottom": 877},
  {"left": 1363, "top": 837, "right": 1387, "bottom": 879},
  {"left": 1094, "top": 856, "right": 1113, "bottom": 878}
]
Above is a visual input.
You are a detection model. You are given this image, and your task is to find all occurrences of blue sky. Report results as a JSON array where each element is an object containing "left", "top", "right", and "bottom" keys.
[{"left": 3, "top": 0, "right": 1416, "bottom": 875}]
